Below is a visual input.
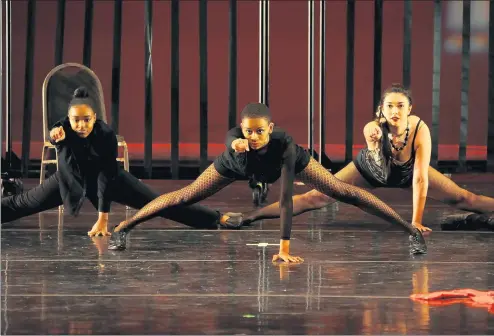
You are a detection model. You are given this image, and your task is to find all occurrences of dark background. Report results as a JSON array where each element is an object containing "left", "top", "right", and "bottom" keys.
[{"left": 2, "top": 0, "right": 490, "bottom": 165}]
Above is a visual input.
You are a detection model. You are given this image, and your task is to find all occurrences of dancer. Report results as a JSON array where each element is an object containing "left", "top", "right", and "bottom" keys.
[
  {"left": 1, "top": 87, "right": 228, "bottom": 235},
  {"left": 110, "top": 102, "right": 426, "bottom": 260},
  {"left": 227, "top": 84, "right": 494, "bottom": 232}
]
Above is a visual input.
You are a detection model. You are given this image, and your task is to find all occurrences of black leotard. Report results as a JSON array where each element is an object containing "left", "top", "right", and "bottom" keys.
[
  {"left": 354, "top": 119, "right": 422, "bottom": 188},
  {"left": 51, "top": 117, "right": 118, "bottom": 215},
  {"left": 217, "top": 127, "right": 310, "bottom": 182},
  {"left": 216, "top": 126, "right": 310, "bottom": 239}
]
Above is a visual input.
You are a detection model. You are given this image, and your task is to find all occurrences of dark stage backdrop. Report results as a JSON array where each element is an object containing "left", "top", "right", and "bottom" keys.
[{"left": 2, "top": 0, "right": 490, "bottom": 162}]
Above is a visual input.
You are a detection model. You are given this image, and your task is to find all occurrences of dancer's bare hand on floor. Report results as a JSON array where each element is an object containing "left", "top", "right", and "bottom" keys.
[
  {"left": 413, "top": 222, "right": 432, "bottom": 233},
  {"left": 274, "top": 240, "right": 304, "bottom": 263},
  {"left": 50, "top": 126, "right": 66, "bottom": 143},
  {"left": 272, "top": 252, "right": 304, "bottom": 263},
  {"left": 88, "top": 218, "right": 111, "bottom": 237}
]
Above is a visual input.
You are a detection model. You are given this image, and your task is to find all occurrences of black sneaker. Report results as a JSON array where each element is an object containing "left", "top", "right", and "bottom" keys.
[
  {"left": 409, "top": 228, "right": 427, "bottom": 255},
  {"left": 251, "top": 182, "right": 269, "bottom": 206},
  {"left": 219, "top": 212, "right": 244, "bottom": 229},
  {"left": 252, "top": 182, "right": 263, "bottom": 206},
  {"left": 260, "top": 182, "right": 269, "bottom": 203},
  {"left": 471, "top": 212, "right": 494, "bottom": 231},
  {"left": 441, "top": 213, "right": 482, "bottom": 231},
  {"left": 108, "top": 228, "right": 128, "bottom": 251}
]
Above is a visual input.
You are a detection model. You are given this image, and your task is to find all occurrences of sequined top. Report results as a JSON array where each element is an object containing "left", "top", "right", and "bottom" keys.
[{"left": 354, "top": 120, "right": 423, "bottom": 188}]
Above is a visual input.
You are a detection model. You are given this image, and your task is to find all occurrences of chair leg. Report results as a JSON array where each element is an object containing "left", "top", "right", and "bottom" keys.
[
  {"left": 55, "top": 148, "right": 59, "bottom": 171},
  {"left": 55, "top": 148, "right": 63, "bottom": 212},
  {"left": 123, "top": 143, "right": 129, "bottom": 172},
  {"left": 40, "top": 145, "right": 46, "bottom": 185},
  {"left": 123, "top": 143, "right": 131, "bottom": 210}
]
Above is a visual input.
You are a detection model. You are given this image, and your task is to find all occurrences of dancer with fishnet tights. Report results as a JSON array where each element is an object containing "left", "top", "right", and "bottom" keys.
[{"left": 110, "top": 102, "right": 427, "bottom": 260}]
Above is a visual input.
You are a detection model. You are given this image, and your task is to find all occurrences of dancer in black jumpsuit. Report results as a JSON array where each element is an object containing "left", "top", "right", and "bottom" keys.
[
  {"left": 1, "top": 87, "right": 222, "bottom": 235},
  {"left": 228, "top": 84, "right": 494, "bottom": 232},
  {"left": 111, "top": 102, "right": 426, "bottom": 260}
]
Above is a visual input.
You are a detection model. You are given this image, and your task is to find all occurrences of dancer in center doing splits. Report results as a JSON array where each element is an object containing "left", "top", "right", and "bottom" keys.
[{"left": 110, "top": 102, "right": 427, "bottom": 261}]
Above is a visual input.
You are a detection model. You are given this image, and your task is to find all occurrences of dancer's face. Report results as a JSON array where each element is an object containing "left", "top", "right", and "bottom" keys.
[
  {"left": 240, "top": 117, "right": 274, "bottom": 150},
  {"left": 379, "top": 92, "right": 412, "bottom": 128},
  {"left": 68, "top": 104, "right": 96, "bottom": 138}
]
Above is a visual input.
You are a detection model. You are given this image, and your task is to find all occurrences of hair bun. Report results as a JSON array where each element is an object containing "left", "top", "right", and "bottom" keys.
[
  {"left": 73, "top": 86, "right": 89, "bottom": 99},
  {"left": 391, "top": 83, "right": 406, "bottom": 90}
]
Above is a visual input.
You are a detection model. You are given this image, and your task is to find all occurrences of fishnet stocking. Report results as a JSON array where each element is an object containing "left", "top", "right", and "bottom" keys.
[
  {"left": 296, "top": 158, "right": 414, "bottom": 233},
  {"left": 243, "top": 162, "right": 372, "bottom": 223},
  {"left": 117, "top": 164, "right": 234, "bottom": 230}
]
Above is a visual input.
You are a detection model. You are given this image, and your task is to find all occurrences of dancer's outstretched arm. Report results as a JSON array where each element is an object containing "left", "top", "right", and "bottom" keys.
[
  {"left": 272, "top": 143, "right": 303, "bottom": 263},
  {"left": 410, "top": 123, "right": 431, "bottom": 232}
]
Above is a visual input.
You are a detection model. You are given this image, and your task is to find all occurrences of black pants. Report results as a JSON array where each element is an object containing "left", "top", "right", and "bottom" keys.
[{"left": 1, "top": 170, "right": 220, "bottom": 228}]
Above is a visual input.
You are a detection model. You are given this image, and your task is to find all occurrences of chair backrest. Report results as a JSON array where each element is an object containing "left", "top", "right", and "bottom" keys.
[{"left": 42, "top": 63, "right": 107, "bottom": 141}]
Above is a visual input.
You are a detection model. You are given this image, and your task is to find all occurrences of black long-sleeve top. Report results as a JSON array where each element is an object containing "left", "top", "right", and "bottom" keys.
[
  {"left": 50, "top": 117, "right": 118, "bottom": 215},
  {"left": 214, "top": 126, "right": 310, "bottom": 240}
]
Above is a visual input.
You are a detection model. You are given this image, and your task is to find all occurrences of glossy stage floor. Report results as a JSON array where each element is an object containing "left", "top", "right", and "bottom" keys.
[{"left": 2, "top": 175, "right": 494, "bottom": 335}]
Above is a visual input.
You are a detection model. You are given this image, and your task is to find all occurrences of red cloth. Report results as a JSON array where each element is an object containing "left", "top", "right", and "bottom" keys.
[{"left": 410, "top": 289, "right": 494, "bottom": 314}]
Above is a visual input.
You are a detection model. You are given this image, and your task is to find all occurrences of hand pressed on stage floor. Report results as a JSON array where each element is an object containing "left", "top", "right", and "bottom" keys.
[
  {"left": 88, "top": 212, "right": 111, "bottom": 237},
  {"left": 412, "top": 221, "right": 432, "bottom": 233},
  {"left": 272, "top": 239, "right": 304, "bottom": 263}
]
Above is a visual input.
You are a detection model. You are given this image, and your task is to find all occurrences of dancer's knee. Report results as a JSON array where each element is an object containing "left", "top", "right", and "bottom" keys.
[
  {"left": 445, "top": 190, "right": 476, "bottom": 209},
  {"left": 172, "top": 186, "right": 203, "bottom": 206},
  {"left": 301, "top": 190, "right": 331, "bottom": 209}
]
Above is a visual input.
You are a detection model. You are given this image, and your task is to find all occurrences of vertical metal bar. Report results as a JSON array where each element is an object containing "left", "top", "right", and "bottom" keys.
[
  {"left": 21, "top": 0, "right": 36, "bottom": 177},
  {"left": 308, "top": 0, "right": 315, "bottom": 157},
  {"left": 431, "top": 0, "right": 442, "bottom": 167},
  {"left": 54, "top": 0, "right": 66, "bottom": 66},
  {"left": 345, "top": 0, "right": 355, "bottom": 163},
  {"left": 488, "top": 0, "right": 494, "bottom": 171},
  {"left": 264, "top": 0, "right": 270, "bottom": 106},
  {"left": 171, "top": 0, "right": 180, "bottom": 179},
  {"left": 199, "top": 0, "right": 208, "bottom": 172},
  {"left": 402, "top": 0, "right": 412, "bottom": 88},
  {"left": 258, "top": 0, "right": 269, "bottom": 106},
  {"left": 111, "top": 0, "right": 122, "bottom": 133},
  {"left": 5, "top": 0, "right": 12, "bottom": 165},
  {"left": 458, "top": 0, "right": 471, "bottom": 172},
  {"left": 258, "top": 0, "right": 264, "bottom": 103},
  {"left": 318, "top": 0, "right": 326, "bottom": 164},
  {"left": 0, "top": 1, "right": 3, "bottom": 171},
  {"left": 82, "top": 0, "right": 94, "bottom": 68},
  {"left": 372, "top": 0, "right": 383, "bottom": 112},
  {"left": 228, "top": 0, "right": 237, "bottom": 129},
  {"left": 144, "top": 0, "right": 153, "bottom": 178}
]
